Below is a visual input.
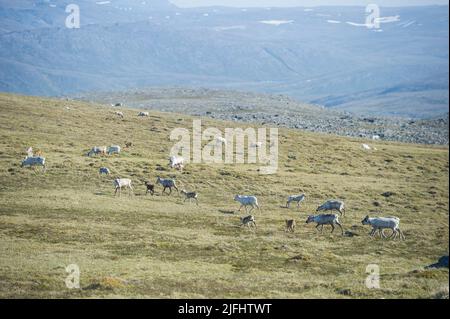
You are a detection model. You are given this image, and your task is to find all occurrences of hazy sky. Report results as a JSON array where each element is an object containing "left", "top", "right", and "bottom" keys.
[{"left": 170, "top": 0, "right": 449, "bottom": 7}]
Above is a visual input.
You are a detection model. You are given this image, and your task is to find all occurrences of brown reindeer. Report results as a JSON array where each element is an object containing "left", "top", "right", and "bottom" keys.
[
  {"left": 285, "top": 219, "right": 296, "bottom": 233},
  {"left": 144, "top": 181, "right": 155, "bottom": 195}
]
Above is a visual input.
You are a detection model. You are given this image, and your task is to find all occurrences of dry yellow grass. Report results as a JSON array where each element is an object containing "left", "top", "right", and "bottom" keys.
[{"left": 0, "top": 93, "right": 448, "bottom": 298}]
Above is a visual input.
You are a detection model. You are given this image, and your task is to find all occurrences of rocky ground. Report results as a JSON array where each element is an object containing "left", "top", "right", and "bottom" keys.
[{"left": 72, "top": 88, "right": 449, "bottom": 145}]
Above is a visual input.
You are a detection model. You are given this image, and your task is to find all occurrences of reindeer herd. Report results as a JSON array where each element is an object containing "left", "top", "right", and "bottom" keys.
[{"left": 20, "top": 143, "right": 406, "bottom": 241}]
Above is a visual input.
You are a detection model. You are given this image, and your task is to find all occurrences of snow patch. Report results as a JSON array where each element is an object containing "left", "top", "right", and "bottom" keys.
[
  {"left": 215, "top": 25, "right": 246, "bottom": 31},
  {"left": 259, "top": 20, "right": 294, "bottom": 26},
  {"left": 376, "top": 15, "right": 400, "bottom": 23}
]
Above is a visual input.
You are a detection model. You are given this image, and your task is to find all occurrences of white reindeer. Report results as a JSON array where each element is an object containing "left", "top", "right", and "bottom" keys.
[
  {"left": 87, "top": 146, "right": 107, "bottom": 157},
  {"left": 169, "top": 156, "right": 185, "bottom": 170},
  {"left": 361, "top": 216, "right": 405, "bottom": 240},
  {"left": 306, "top": 214, "right": 344, "bottom": 235},
  {"left": 317, "top": 200, "right": 345, "bottom": 216},
  {"left": 113, "top": 178, "right": 133, "bottom": 196},
  {"left": 108, "top": 145, "right": 121, "bottom": 155},
  {"left": 114, "top": 111, "right": 124, "bottom": 118},
  {"left": 286, "top": 194, "right": 305, "bottom": 209},
  {"left": 234, "top": 195, "right": 260, "bottom": 213}
]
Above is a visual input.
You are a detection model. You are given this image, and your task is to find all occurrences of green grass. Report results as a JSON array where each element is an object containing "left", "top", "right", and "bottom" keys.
[{"left": 0, "top": 93, "right": 448, "bottom": 299}]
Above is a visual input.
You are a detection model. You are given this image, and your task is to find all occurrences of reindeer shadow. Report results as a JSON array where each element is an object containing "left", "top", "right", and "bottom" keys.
[{"left": 218, "top": 209, "right": 235, "bottom": 215}]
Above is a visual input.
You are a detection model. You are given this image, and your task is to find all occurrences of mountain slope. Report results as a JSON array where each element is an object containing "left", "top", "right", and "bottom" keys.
[{"left": 0, "top": 93, "right": 448, "bottom": 298}]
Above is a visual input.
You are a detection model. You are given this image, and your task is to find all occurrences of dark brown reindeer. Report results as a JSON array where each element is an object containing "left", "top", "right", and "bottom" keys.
[{"left": 144, "top": 181, "right": 155, "bottom": 195}]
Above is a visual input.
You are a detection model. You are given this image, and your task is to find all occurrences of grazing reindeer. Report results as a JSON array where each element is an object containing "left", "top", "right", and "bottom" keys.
[
  {"left": 240, "top": 215, "right": 256, "bottom": 228},
  {"left": 285, "top": 219, "right": 296, "bottom": 233},
  {"left": 88, "top": 146, "right": 107, "bottom": 157},
  {"left": 99, "top": 167, "right": 110, "bottom": 175},
  {"left": 144, "top": 181, "right": 155, "bottom": 195},
  {"left": 21, "top": 156, "right": 46, "bottom": 172},
  {"left": 181, "top": 189, "right": 199, "bottom": 205},
  {"left": 306, "top": 214, "right": 344, "bottom": 235},
  {"left": 317, "top": 200, "right": 345, "bottom": 216},
  {"left": 156, "top": 177, "right": 178, "bottom": 195},
  {"left": 286, "top": 194, "right": 305, "bottom": 209}
]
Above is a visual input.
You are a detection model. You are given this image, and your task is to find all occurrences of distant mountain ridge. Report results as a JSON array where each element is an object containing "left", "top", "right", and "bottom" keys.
[{"left": 0, "top": 1, "right": 448, "bottom": 118}]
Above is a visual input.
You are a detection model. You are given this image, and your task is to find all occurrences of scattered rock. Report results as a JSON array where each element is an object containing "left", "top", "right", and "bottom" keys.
[
  {"left": 344, "top": 231, "right": 358, "bottom": 237},
  {"left": 381, "top": 192, "right": 395, "bottom": 198},
  {"left": 75, "top": 88, "right": 449, "bottom": 145},
  {"left": 288, "top": 254, "right": 310, "bottom": 262},
  {"left": 337, "top": 288, "right": 352, "bottom": 296}
]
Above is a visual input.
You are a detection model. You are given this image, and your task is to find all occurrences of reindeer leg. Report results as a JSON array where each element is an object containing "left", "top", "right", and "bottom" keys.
[
  {"left": 330, "top": 224, "right": 335, "bottom": 233},
  {"left": 399, "top": 229, "right": 406, "bottom": 240},
  {"left": 129, "top": 185, "right": 134, "bottom": 197},
  {"left": 336, "top": 221, "right": 344, "bottom": 236},
  {"left": 388, "top": 229, "right": 396, "bottom": 239}
]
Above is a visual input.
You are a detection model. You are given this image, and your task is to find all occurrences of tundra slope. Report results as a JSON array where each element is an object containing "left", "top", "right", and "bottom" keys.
[
  {"left": 73, "top": 88, "right": 449, "bottom": 145},
  {"left": 0, "top": 93, "right": 448, "bottom": 299}
]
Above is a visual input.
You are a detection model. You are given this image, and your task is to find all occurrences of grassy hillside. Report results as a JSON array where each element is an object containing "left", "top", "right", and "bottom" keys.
[{"left": 0, "top": 93, "right": 448, "bottom": 299}]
